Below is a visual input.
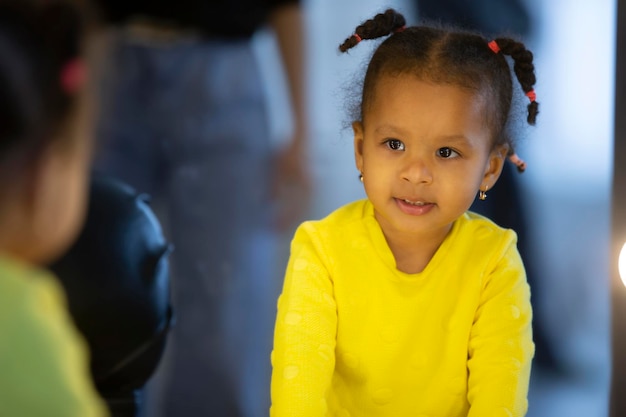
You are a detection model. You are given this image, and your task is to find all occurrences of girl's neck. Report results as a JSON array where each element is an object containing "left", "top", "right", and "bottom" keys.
[{"left": 379, "top": 222, "right": 453, "bottom": 275}]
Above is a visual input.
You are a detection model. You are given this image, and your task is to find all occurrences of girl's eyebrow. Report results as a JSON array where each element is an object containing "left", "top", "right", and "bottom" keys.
[
  {"left": 373, "top": 124, "right": 408, "bottom": 136},
  {"left": 374, "top": 125, "right": 474, "bottom": 147},
  {"left": 437, "top": 135, "right": 472, "bottom": 145}
]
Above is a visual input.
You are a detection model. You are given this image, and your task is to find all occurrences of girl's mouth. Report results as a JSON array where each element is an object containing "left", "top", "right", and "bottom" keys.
[
  {"left": 395, "top": 198, "right": 435, "bottom": 216},
  {"left": 401, "top": 199, "right": 426, "bottom": 206}
]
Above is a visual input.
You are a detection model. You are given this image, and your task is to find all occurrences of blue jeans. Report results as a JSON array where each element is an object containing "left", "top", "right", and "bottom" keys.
[{"left": 94, "top": 29, "right": 279, "bottom": 417}]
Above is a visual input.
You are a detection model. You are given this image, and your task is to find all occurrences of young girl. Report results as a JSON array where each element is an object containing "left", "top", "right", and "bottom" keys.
[
  {"left": 0, "top": 1, "right": 108, "bottom": 415},
  {"left": 271, "top": 9, "right": 537, "bottom": 417}
]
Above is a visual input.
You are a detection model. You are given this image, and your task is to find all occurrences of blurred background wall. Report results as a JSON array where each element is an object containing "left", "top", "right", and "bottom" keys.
[
  {"left": 256, "top": 0, "right": 614, "bottom": 416},
  {"left": 518, "top": 2, "right": 613, "bottom": 416}
]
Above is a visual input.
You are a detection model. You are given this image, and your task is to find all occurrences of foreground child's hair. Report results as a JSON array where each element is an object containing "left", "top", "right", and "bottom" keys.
[
  {"left": 0, "top": 0, "right": 83, "bottom": 161},
  {"left": 339, "top": 9, "right": 538, "bottom": 172}
]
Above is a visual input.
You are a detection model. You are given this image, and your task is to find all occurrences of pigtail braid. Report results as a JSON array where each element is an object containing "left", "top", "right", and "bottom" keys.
[
  {"left": 339, "top": 9, "right": 406, "bottom": 53},
  {"left": 0, "top": 1, "right": 84, "bottom": 154},
  {"left": 493, "top": 37, "right": 539, "bottom": 125}
]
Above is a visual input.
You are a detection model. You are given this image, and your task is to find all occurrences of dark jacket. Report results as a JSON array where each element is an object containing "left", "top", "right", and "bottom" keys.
[{"left": 93, "top": 0, "right": 300, "bottom": 38}]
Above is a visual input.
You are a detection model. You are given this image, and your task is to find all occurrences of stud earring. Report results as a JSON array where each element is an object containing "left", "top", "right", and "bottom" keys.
[
  {"left": 359, "top": 173, "right": 364, "bottom": 182},
  {"left": 479, "top": 186, "right": 488, "bottom": 201}
]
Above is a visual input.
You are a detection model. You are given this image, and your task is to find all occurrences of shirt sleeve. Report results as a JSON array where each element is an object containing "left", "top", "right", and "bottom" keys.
[
  {"left": 0, "top": 276, "right": 109, "bottom": 417},
  {"left": 467, "top": 236, "right": 534, "bottom": 417},
  {"left": 270, "top": 223, "right": 337, "bottom": 417}
]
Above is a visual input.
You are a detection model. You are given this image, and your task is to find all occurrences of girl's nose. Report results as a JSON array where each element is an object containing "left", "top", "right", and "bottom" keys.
[{"left": 400, "top": 156, "right": 433, "bottom": 184}]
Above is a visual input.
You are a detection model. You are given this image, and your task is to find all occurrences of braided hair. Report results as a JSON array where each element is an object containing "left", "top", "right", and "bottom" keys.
[
  {"left": 0, "top": 0, "right": 84, "bottom": 160},
  {"left": 339, "top": 9, "right": 538, "bottom": 172}
]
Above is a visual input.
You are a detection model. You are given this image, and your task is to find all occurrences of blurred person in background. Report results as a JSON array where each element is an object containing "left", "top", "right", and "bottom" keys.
[
  {"left": 88, "top": 0, "right": 310, "bottom": 416},
  {"left": 0, "top": 0, "right": 108, "bottom": 415}
]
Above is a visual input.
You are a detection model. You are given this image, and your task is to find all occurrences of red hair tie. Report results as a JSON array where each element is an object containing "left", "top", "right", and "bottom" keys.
[
  {"left": 61, "top": 58, "right": 85, "bottom": 94},
  {"left": 488, "top": 40, "right": 500, "bottom": 54},
  {"left": 395, "top": 25, "right": 406, "bottom": 33},
  {"left": 508, "top": 153, "right": 527, "bottom": 173},
  {"left": 525, "top": 89, "right": 537, "bottom": 102},
  {"left": 353, "top": 33, "right": 362, "bottom": 43}
]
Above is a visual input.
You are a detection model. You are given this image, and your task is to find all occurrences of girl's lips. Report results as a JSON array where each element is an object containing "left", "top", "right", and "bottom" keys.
[{"left": 394, "top": 197, "right": 435, "bottom": 216}]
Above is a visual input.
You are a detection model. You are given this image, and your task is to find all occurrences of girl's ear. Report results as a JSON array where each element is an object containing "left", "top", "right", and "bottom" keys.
[
  {"left": 481, "top": 145, "right": 508, "bottom": 190},
  {"left": 353, "top": 121, "right": 364, "bottom": 173}
]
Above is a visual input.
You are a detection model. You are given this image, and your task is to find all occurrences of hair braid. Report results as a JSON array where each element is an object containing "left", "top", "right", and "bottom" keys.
[
  {"left": 339, "top": 9, "right": 406, "bottom": 53},
  {"left": 493, "top": 37, "right": 539, "bottom": 125},
  {"left": 0, "top": 1, "right": 83, "bottom": 156}
]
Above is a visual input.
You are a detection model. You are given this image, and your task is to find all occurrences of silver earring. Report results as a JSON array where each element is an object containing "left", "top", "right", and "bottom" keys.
[
  {"left": 479, "top": 186, "right": 488, "bottom": 201},
  {"left": 359, "top": 173, "right": 364, "bottom": 182}
]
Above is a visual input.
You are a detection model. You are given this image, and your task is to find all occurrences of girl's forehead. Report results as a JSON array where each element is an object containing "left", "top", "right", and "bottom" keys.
[
  {"left": 372, "top": 72, "right": 482, "bottom": 98},
  {"left": 362, "top": 74, "right": 492, "bottom": 143},
  {"left": 366, "top": 74, "right": 487, "bottom": 116}
]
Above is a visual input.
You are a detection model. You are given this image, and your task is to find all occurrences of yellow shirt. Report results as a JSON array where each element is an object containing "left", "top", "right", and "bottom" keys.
[
  {"left": 271, "top": 199, "right": 534, "bottom": 417},
  {"left": 0, "top": 255, "right": 109, "bottom": 417}
]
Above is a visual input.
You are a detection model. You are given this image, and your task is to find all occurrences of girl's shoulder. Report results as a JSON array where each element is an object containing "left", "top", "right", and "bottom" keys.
[
  {"left": 299, "top": 199, "right": 370, "bottom": 231},
  {"left": 292, "top": 199, "right": 371, "bottom": 249},
  {"left": 0, "top": 255, "right": 59, "bottom": 297},
  {"left": 0, "top": 255, "right": 68, "bottom": 322},
  {"left": 459, "top": 211, "right": 518, "bottom": 241},
  {"left": 0, "top": 256, "right": 109, "bottom": 417},
  {"left": 453, "top": 211, "right": 520, "bottom": 262}
]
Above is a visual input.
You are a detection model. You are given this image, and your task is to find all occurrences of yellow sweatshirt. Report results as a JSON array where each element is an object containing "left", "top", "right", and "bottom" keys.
[
  {"left": 271, "top": 199, "right": 533, "bottom": 417},
  {"left": 0, "top": 255, "right": 109, "bottom": 417}
]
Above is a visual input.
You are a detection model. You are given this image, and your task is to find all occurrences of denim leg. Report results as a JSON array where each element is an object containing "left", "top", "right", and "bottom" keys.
[{"left": 94, "top": 32, "right": 279, "bottom": 417}]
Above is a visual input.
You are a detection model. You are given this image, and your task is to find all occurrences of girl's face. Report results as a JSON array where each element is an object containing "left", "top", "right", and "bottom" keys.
[
  {"left": 12, "top": 74, "right": 94, "bottom": 265},
  {"left": 354, "top": 74, "right": 506, "bottom": 243},
  {"left": 36, "top": 109, "right": 92, "bottom": 264},
  {"left": 37, "top": 78, "right": 94, "bottom": 264}
]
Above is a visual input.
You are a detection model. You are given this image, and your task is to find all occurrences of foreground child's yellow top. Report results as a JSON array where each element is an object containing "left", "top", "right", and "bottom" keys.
[
  {"left": 0, "top": 255, "right": 109, "bottom": 417},
  {"left": 271, "top": 199, "right": 534, "bottom": 417}
]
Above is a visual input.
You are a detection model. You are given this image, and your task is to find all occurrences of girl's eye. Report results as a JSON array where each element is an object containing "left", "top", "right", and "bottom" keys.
[
  {"left": 385, "top": 139, "right": 405, "bottom": 151},
  {"left": 437, "top": 147, "right": 459, "bottom": 158}
]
